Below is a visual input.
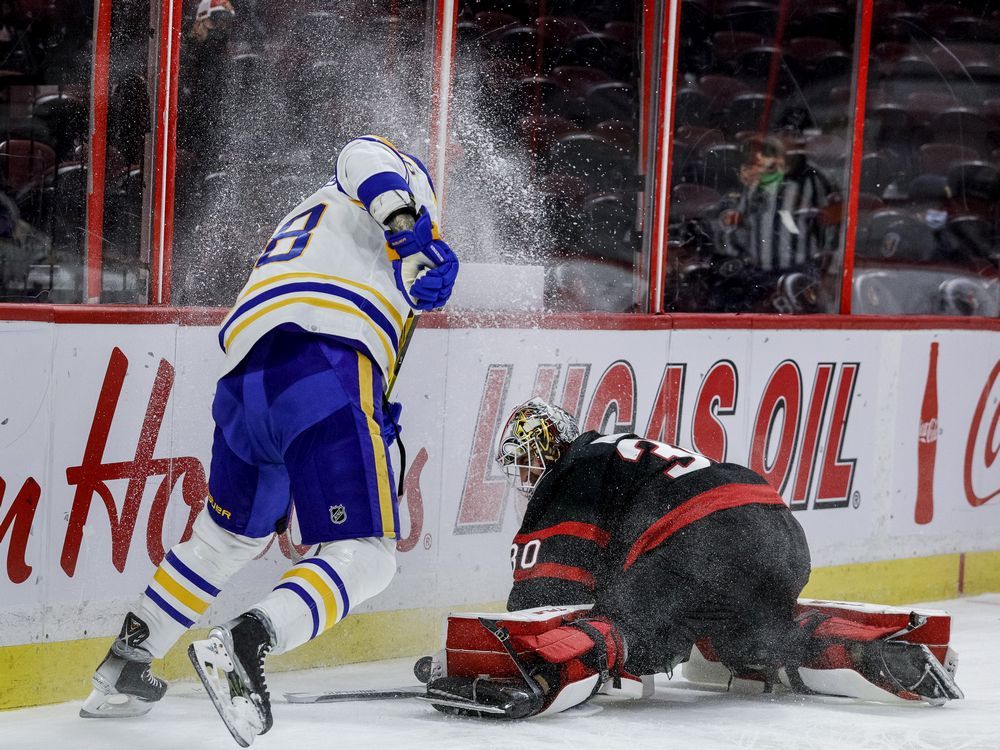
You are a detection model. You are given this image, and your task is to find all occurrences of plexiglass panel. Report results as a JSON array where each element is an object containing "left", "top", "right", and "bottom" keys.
[
  {"left": 853, "top": 0, "right": 999, "bottom": 317},
  {"left": 171, "top": 0, "right": 432, "bottom": 306},
  {"left": 0, "top": 2, "right": 93, "bottom": 302},
  {"left": 446, "top": 0, "right": 644, "bottom": 313},
  {"left": 664, "top": 0, "right": 857, "bottom": 314}
]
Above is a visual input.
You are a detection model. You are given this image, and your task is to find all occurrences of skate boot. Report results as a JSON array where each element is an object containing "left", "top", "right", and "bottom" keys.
[
  {"left": 80, "top": 612, "right": 168, "bottom": 718},
  {"left": 189, "top": 610, "right": 275, "bottom": 747}
]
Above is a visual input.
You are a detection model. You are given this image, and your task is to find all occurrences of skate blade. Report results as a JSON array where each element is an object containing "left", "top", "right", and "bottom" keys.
[
  {"left": 79, "top": 688, "right": 154, "bottom": 719},
  {"left": 188, "top": 636, "right": 263, "bottom": 747}
]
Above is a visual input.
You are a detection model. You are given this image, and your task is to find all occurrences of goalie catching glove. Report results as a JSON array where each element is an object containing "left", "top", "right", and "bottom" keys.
[
  {"left": 384, "top": 208, "right": 458, "bottom": 311},
  {"left": 424, "top": 612, "right": 626, "bottom": 720}
]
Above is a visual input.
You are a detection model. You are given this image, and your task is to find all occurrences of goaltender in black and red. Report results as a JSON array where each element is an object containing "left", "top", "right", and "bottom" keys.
[{"left": 422, "top": 398, "right": 963, "bottom": 718}]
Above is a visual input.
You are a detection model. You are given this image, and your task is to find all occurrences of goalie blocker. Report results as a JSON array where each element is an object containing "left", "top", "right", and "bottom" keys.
[{"left": 419, "top": 600, "right": 962, "bottom": 719}]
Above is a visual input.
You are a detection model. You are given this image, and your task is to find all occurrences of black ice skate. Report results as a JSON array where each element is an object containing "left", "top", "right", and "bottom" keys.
[
  {"left": 188, "top": 610, "right": 275, "bottom": 747},
  {"left": 80, "top": 612, "right": 168, "bottom": 719}
]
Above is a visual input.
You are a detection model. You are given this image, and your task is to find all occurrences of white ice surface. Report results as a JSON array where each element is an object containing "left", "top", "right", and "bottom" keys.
[{"left": 3, "top": 595, "right": 999, "bottom": 750}]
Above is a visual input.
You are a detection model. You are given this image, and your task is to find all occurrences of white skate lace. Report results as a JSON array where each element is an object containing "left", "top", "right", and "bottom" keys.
[{"left": 142, "top": 668, "right": 163, "bottom": 687}]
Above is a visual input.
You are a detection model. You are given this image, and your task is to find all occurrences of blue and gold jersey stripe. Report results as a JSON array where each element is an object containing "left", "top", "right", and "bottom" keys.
[
  {"left": 219, "top": 281, "right": 401, "bottom": 370},
  {"left": 358, "top": 353, "right": 396, "bottom": 538}
]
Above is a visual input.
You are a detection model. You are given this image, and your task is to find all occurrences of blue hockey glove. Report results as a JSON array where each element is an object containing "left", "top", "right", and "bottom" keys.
[
  {"left": 385, "top": 208, "right": 459, "bottom": 311},
  {"left": 381, "top": 401, "right": 403, "bottom": 447}
]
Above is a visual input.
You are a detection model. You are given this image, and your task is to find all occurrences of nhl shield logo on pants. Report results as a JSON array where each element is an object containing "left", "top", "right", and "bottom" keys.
[{"left": 329, "top": 505, "right": 347, "bottom": 525}]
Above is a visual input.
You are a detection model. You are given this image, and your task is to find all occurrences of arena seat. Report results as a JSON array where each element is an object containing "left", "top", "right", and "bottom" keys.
[
  {"left": 548, "top": 132, "right": 631, "bottom": 190},
  {"left": 711, "top": 31, "right": 765, "bottom": 66},
  {"left": 931, "top": 109, "right": 998, "bottom": 153},
  {"left": 0, "top": 139, "right": 55, "bottom": 192},
  {"left": 714, "top": 1, "right": 779, "bottom": 37},
  {"left": 941, "top": 214, "right": 995, "bottom": 262},
  {"left": 858, "top": 209, "right": 936, "bottom": 262},
  {"left": 474, "top": 11, "right": 518, "bottom": 32},
  {"left": 675, "top": 87, "right": 710, "bottom": 126},
  {"left": 488, "top": 25, "right": 539, "bottom": 66},
  {"left": 537, "top": 16, "right": 589, "bottom": 41},
  {"left": 946, "top": 160, "right": 1000, "bottom": 208},
  {"left": 724, "top": 93, "right": 774, "bottom": 137},
  {"left": 552, "top": 65, "right": 613, "bottom": 95},
  {"left": 568, "top": 33, "right": 632, "bottom": 79},
  {"left": 519, "top": 115, "right": 580, "bottom": 164},
  {"left": 698, "top": 74, "right": 754, "bottom": 117},
  {"left": 669, "top": 182, "right": 721, "bottom": 222},
  {"left": 851, "top": 270, "right": 907, "bottom": 314},
  {"left": 583, "top": 81, "right": 636, "bottom": 126},
  {"left": 700, "top": 143, "right": 742, "bottom": 194},
  {"left": 918, "top": 143, "right": 980, "bottom": 176},
  {"left": 508, "top": 75, "right": 569, "bottom": 115}
]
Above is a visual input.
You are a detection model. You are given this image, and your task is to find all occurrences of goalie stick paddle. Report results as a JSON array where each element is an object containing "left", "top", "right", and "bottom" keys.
[{"left": 284, "top": 686, "right": 425, "bottom": 704}]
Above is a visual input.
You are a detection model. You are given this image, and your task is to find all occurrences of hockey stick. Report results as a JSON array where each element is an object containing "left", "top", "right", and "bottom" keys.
[
  {"left": 284, "top": 686, "right": 425, "bottom": 704},
  {"left": 386, "top": 310, "right": 419, "bottom": 398},
  {"left": 385, "top": 310, "right": 419, "bottom": 497}
]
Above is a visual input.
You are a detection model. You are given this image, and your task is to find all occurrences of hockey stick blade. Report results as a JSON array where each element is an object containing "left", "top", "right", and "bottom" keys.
[{"left": 284, "top": 686, "right": 425, "bottom": 704}]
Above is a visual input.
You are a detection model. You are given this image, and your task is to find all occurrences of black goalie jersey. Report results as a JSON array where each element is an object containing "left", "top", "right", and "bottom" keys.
[{"left": 507, "top": 432, "right": 811, "bottom": 675}]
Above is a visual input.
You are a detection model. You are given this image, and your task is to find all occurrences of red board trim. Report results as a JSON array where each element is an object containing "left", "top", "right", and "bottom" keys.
[{"left": 0, "top": 306, "right": 997, "bottom": 331}]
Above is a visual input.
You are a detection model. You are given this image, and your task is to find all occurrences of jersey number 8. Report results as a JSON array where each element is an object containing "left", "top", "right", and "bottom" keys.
[{"left": 256, "top": 203, "right": 327, "bottom": 266}]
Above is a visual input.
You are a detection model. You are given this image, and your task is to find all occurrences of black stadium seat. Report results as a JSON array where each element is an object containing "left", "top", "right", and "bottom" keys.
[
  {"left": 583, "top": 81, "right": 636, "bottom": 125},
  {"left": 858, "top": 209, "right": 936, "bottom": 262},
  {"left": 548, "top": 132, "right": 632, "bottom": 191}
]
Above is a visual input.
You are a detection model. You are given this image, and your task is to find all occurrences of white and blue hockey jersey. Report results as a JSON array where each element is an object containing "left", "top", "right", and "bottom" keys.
[{"left": 217, "top": 136, "right": 440, "bottom": 379}]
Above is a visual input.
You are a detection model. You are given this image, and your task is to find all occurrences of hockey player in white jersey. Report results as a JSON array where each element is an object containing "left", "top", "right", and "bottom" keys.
[{"left": 81, "top": 136, "right": 458, "bottom": 746}]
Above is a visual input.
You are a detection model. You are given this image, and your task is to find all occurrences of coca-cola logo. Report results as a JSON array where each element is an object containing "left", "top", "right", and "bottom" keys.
[
  {"left": 965, "top": 361, "right": 1000, "bottom": 508},
  {"left": 919, "top": 419, "right": 939, "bottom": 443}
]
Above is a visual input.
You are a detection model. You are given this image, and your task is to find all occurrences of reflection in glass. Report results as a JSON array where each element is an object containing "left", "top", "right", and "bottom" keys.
[
  {"left": 446, "top": 0, "right": 642, "bottom": 312},
  {"left": 855, "top": 0, "right": 999, "bottom": 317},
  {"left": 0, "top": 2, "right": 92, "bottom": 302},
  {"left": 171, "top": 0, "right": 431, "bottom": 307},
  {"left": 665, "top": 0, "right": 857, "bottom": 314}
]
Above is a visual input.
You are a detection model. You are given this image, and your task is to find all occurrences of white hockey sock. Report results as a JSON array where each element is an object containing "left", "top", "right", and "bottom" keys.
[
  {"left": 138, "top": 511, "right": 269, "bottom": 658},
  {"left": 254, "top": 537, "right": 396, "bottom": 655}
]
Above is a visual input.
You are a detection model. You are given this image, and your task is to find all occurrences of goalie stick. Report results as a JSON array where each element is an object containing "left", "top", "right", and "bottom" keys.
[
  {"left": 284, "top": 656, "right": 434, "bottom": 704},
  {"left": 284, "top": 687, "right": 425, "bottom": 703}
]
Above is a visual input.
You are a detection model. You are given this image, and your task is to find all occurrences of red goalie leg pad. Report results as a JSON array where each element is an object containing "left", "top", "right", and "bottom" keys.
[
  {"left": 795, "top": 599, "right": 954, "bottom": 665},
  {"left": 443, "top": 605, "right": 594, "bottom": 679},
  {"left": 807, "top": 616, "right": 899, "bottom": 643}
]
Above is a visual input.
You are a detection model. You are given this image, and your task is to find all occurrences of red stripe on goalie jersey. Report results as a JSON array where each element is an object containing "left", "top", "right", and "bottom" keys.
[
  {"left": 624, "top": 482, "right": 786, "bottom": 570},
  {"left": 509, "top": 520, "right": 608, "bottom": 609},
  {"left": 514, "top": 521, "right": 610, "bottom": 548},
  {"left": 514, "top": 562, "right": 596, "bottom": 589}
]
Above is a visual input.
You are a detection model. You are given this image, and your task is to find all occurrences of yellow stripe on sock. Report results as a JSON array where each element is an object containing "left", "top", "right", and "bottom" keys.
[
  {"left": 358, "top": 353, "right": 396, "bottom": 538},
  {"left": 153, "top": 568, "right": 210, "bottom": 615},
  {"left": 282, "top": 567, "right": 340, "bottom": 631}
]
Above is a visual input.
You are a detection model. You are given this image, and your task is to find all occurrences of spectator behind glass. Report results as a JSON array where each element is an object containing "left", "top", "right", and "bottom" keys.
[
  {"left": 177, "top": 0, "right": 237, "bottom": 171},
  {"left": 712, "top": 136, "right": 836, "bottom": 313}
]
